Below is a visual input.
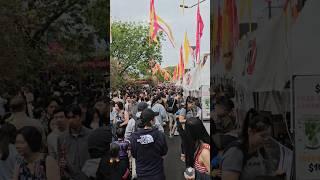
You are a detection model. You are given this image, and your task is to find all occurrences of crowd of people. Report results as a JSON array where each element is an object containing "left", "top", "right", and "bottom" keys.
[
  {"left": 0, "top": 78, "right": 211, "bottom": 180},
  {"left": 110, "top": 85, "right": 211, "bottom": 179},
  {"left": 211, "top": 84, "right": 288, "bottom": 180}
]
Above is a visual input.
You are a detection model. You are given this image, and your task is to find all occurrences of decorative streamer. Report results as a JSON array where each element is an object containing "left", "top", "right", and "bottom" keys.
[
  {"left": 176, "top": 64, "right": 179, "bottom": 80},
  {"left": 221, "top": 0, "right": 239, "bottom": 71},
  {"left": 195, "top": 0, "right": 204, "bottom": 63},
  {"left": 149, "top": 0, "right": 175, "bottom": 47},
  {"left": 179, "top": 45, "right": 185, "bottom": 79},
  {"left": 184, "top": 31, "right": 190, "bottom": 66},
  {"left": 173, "top": 67, "right": 177, "bottom": 80}
]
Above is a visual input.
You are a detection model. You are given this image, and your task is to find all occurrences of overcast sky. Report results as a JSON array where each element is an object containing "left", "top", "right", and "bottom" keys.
[
  {"left": 111, "top": 0, "right": 285, "bottom": 68},
  {"left": 111, "top": 0, "right": 210, "bottom": 68}
]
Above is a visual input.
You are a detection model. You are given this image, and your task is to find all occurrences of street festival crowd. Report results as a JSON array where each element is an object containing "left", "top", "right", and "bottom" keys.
[
  {"left": 0, "top": 77, "right": 211, "bottom": 180},
  {"left": 0, "top": 76, "right": 293, "bottom": 180}
]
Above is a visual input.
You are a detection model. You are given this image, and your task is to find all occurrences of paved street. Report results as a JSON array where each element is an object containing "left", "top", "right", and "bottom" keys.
[{"left": 164, "top": 132, "right": 185, "bottom": 180}]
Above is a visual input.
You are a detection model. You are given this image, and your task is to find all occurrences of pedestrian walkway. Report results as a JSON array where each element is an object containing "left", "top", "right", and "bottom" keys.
[{"left": 164, "top": 127, "right": 185, "bottom": 180}]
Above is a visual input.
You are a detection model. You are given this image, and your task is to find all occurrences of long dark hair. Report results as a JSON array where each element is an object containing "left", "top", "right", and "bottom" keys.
[
  {"left": 184, "top": 117, "right": 210, "bottom": 167},
  {"left": 17, "top": 126, "right": 42, "bottom": 153},
  {"left": 84, "top": 108, "right": 103, "bottom": 129},
  {"left": 0, "top": 123, "right": 16, "bottom": 160},
  {"left": 241, "top": 109, "right": 272, "bottom": 152}
]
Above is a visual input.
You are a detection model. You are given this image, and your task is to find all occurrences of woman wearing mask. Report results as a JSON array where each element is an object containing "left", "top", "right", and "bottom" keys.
[
  {"left": 13, "top": 126, "right": 60, "bottom": 180},
  {"left": 184, "top": 117, "right": 210, "bottom": 179},
  {"left": 221, "top": 109, "right": 283, "bottom": 180}
]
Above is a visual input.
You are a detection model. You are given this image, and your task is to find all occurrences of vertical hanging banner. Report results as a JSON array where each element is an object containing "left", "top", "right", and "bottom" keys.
[
  {"left": 179, "top": 45, "right": 185, "bottom": 79},
  {"left": 293, "top": 75, "right": 320, "bottom": 180},
  {"left": 184, "top": 32, "right": 190, "bottom": 66},
  {"left": 149, "top": 0, "right": 175, "bottom": 47},
  {"left": 195, "top": 0, "right": 204, "bottom": 63}
]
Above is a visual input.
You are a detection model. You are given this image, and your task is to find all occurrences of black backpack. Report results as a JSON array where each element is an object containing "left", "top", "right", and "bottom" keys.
[{"left": 134, "top": 115, "right": 143, "bottom": 132}]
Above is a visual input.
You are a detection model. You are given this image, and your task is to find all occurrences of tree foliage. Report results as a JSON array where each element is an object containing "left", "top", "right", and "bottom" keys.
[
  {"left": 110, "top": 21, "right": 163, "bottom": 76},
  {"left": 0, "top": 0, "right": 107, "bottom": 90}
]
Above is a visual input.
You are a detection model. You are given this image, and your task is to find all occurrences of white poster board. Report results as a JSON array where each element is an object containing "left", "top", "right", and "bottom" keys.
[
  {"left": 293, "top": 75, "right": 320, "bottom": 180},
  {"left": 201, "top": 85, "right": 210, "bottom": 121}
]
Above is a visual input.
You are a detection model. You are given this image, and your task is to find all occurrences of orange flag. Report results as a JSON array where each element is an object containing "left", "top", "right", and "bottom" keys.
[{"left": 173, "top": 67, "right": 177, "bottom": 80}]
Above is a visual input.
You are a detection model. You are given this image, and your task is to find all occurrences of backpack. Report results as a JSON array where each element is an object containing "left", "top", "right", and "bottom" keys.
[
  {"left": 134, "top": 115, "right": 143, "bottom": 132},
  {"left": 222, "top": 140, "right": 247, "bottom": 171}
]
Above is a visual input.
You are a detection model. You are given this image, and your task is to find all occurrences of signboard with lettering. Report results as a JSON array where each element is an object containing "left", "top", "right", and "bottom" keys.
[{"left": 293, "top": 75, "right": 320, "bottom": 179}]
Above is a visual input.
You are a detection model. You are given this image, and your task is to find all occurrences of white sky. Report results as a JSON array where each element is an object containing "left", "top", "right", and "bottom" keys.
[
  {"left": 111, "top": 0, "right": 285, "bottom": 68},
  {"left": 111, "top": 0, "right": 210, "bottom": 68}
]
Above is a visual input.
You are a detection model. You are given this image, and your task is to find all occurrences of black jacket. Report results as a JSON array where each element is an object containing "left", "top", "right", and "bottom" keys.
[{"left": 130, "top": 128, "right": 168, "bottom": 178}]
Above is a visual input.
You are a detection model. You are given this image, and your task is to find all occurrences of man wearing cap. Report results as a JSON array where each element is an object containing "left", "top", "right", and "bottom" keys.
[{"left": 130, "top": 108, "right": 168, "bottom": 180}]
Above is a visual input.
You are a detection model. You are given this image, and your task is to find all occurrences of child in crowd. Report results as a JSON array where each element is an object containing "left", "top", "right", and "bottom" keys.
[{"left": 114, "top": 128, "right": 131, "bottom": 179}]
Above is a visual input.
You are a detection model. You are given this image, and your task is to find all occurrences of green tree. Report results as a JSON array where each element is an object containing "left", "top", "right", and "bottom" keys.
[
  {"left": 111, "top": 21, "right": 163, "bottom": 77},
  {"left": 0, "top": 0, "right": 107, "bottom": 89}
]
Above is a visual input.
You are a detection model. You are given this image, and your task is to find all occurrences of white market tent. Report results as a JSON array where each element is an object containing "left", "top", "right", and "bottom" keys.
[{"left": 180, "top": 55, "right": 210, "bottom": 94}]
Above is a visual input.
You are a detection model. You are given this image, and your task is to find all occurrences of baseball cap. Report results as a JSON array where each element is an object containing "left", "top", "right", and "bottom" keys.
[
  {"left": 138, "top": 102, "right": 149, "bottom": 111},
  {"left": 141, "top": 108, "right": 159, "bottom": 124}
]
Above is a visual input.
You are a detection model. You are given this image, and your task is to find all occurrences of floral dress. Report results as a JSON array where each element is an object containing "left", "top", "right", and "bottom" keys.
[{"left": 18, "top": 155, "right": 47, "bottom": 180}]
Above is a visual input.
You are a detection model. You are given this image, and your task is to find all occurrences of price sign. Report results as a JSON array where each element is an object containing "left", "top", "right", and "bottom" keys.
[
  {"left": 293, "top": 75, "right": 320, "bottom": 179},
  {"left": 308, "top": 163, "right": 320, "bottom": 173}
]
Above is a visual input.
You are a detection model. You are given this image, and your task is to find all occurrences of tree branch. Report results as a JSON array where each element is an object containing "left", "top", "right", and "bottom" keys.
[{"left": 31, "top": 0, "right": 81, "bottom": 43}]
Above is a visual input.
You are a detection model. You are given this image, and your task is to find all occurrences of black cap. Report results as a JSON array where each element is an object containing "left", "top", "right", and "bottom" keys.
[
  {"left": 138, "top": 102, "right": 149, "bottom": 111},
  {"left": 141, "top": 108, "right": 159, "bottom": 124}
]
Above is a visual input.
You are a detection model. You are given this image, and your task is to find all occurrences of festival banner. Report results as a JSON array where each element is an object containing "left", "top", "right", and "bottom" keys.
[
  {"left": 149, "top": 0, "right": 175, "bottom": 47},
  {"left": 195, "top": 0, "right": 204, "bottom": 63}
]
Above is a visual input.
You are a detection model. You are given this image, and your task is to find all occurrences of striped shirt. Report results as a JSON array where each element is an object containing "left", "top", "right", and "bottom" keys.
[{"left": 194, "top": 143, "right": 210, "bottom": 173}]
